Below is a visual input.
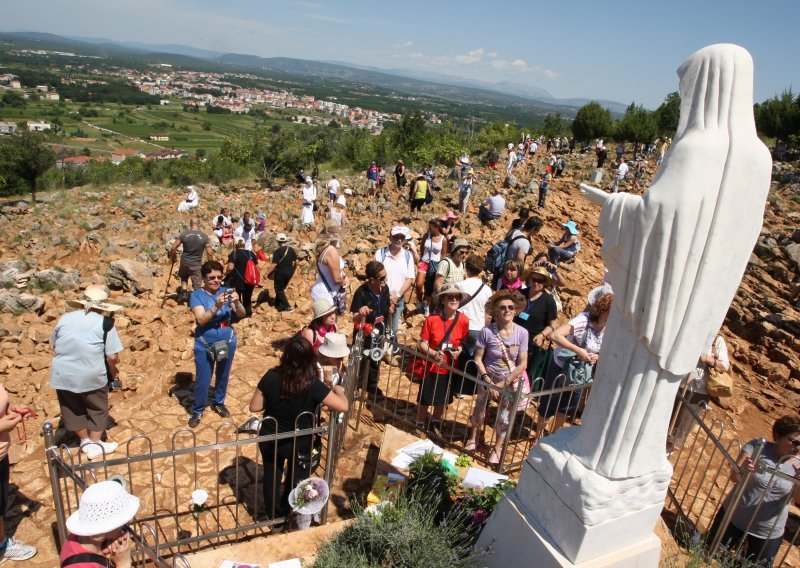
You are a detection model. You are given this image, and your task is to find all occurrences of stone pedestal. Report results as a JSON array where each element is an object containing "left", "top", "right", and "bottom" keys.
[
  {"left": 477, "top": 494, "right": 661, "bottom": 568},
  {"left": 476, "top": 428, "right": 665, "bottom": 567},
  {"left": 591, "top": 169, "right": 604, "bottom": 185}
]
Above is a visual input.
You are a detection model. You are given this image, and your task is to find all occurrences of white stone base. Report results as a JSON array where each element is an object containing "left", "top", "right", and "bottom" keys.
[{"left": 476, "top": 495, "right": 661, "bottom": 568}]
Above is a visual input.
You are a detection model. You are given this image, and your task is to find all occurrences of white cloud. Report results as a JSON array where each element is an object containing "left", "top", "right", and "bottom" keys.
[
  {"left": 511, "top": 59, "right": 527, "bottom": 69},
  {"left": 305, "top": 13, "right": 350, "bottom": 24},
  {"left": 392, "top": 40, "right": 414, "bottom": 49},
  {"left": 454, "top": 48, "right": 485, "bottom": 64},
  {"left": 409, "top": 52, "right": 426, "bottom": 59},
  {"left": 488, "top": 52, "right": 498, "bottom": 58}
]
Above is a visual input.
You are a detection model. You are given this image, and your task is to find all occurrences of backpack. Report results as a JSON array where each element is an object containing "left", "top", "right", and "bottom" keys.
[
  {"left": 379, "top": 247, "right": 412, "bottom": 268},
  {"left": 244, "top": 255, "right": 261, "bottom": 286},
  {"left": 485, "top": 234, "right": 529, "bottom": 275}
]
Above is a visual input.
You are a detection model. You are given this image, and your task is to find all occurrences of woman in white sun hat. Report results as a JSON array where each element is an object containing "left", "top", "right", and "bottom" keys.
[
  {"left": 60, "top": 479, "right": 140, "bottom": 567},
  {"left": 50, "top": 286, "right": 124, "bottom": 461}
]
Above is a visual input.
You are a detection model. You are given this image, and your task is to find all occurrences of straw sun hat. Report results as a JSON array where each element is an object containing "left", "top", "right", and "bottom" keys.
[
  {"left": 67, "top": 286, "right": 122, "bottom": 313},
  {"left": 311, "top": 298, "right": 337, "bottom": 320},
  {"left": 66, "top": 480, "right": 140, "bottom": 537}
]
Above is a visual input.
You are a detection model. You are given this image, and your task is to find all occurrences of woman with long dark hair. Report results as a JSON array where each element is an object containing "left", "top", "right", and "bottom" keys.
[{"left": 248, "top": 336, "right": 348, "bottom": 521}]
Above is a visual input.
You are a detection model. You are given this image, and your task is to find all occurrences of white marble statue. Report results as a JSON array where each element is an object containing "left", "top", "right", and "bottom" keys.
[{"left": 531, "top": 43, "right": 772, "bottom": 526}]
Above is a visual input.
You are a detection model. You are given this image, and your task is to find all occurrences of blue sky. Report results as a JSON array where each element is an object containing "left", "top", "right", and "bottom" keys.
[{"left": 3, "top": 0, "right": 798, "bottom": 108}]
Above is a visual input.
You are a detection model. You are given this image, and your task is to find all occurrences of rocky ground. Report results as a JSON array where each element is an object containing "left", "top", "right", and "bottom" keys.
[{"left": 0, "top": 148, "right": 797, "bottom": 566}]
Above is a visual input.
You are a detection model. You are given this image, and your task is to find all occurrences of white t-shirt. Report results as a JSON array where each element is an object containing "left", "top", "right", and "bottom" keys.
[
  {"left": 373, "top": 246, "right": 415, "bottom": 295},
  {"left": 617, "top": 162, "right": 629, "bottom": 178},
  {"left": 233, "top": 226, "right": 256, "bottom": 251},
  {"left": 458, "top": 278, "right": 493, "bottom": 331},
  {"left": 327, "top": 179, "right": 340, "bottom": 195}
]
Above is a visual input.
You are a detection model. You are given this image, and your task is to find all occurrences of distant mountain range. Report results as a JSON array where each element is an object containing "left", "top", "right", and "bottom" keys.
[{"left": 0, "top": 31, "right": 628, "bottom": 116}]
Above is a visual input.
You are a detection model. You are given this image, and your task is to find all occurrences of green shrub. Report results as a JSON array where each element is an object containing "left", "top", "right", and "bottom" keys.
[{"left": 312, "top": 491, "right": 476, "bottom": 568}]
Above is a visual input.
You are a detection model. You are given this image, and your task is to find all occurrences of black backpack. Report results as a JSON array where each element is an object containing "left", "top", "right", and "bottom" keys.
[{"left": 485, "top": 234, "right": 529, "bottom": 275}]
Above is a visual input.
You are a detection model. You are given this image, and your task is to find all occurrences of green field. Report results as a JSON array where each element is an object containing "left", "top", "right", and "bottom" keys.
[{"left": 0, "top": 98, "right": 305, "bottom": 154}]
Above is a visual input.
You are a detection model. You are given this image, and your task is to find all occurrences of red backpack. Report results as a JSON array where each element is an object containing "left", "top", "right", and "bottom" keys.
[{"left": 244, "top": 256, "right": 260, "bottom": 286}]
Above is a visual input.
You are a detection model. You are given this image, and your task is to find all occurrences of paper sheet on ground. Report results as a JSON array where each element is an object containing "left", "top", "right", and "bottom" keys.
[
  {"left": 461, "top": 467, "right": 508, "bottom": 489},
  {"left": 218, "top": 561, "right": 263, "bottom": 568},
  {"left": 268, "top": 560, "right": 302, "bottom": 568},
  {"left": 390, "top": 439, "right": 444, "bottom": 469}
]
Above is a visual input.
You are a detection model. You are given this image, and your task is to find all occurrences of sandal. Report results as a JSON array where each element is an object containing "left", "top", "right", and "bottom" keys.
[
  {"left": 488, "top": 449, "right": 501, "bottom": 466},
  {"left": 464, "top": 440, "right": 477, "bottom": 453}
]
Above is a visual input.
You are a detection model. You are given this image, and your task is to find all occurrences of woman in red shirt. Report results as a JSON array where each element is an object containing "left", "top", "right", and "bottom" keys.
[{"left": 415, "top": 283, "right": 470, "bottom": 436}]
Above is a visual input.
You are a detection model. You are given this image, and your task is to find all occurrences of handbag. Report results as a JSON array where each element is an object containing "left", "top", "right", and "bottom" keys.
[
  {"left": 706, "top": 367, "right": 733, "bottom": 398},
  {"left": 558, "top": 323, "right": 594, "bottom": 386},
  {"left": 267, "top": 247, "right": 289, "bottom": 281},
  {"left": 199, "top": 334, "right": 233, "bottom": 362},
  {"left": 404, "top": 313, "right": 461, "bottom": 381}
]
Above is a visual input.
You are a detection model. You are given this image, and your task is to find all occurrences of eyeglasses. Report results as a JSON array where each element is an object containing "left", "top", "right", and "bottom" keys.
[
  {"left": 391, "top": 235, "right": 406, "bottom": 241},
  {"left": 205, "top": 275, "right": 223, "bottom": 281},
  {"left": 787, "top": 437, "right": 800, "bottom": 448},
  {"left": 373, "top": 274, "right": 387, "bottom": 281},
  {"left": 497, "top": 304, "right": 516, "bottom": 312},
  {"left": 442, "top": 295, "right": 461, "bottom": 302},
  {"left": 531, "top": 278, "right": 547, "bottom": 284}
]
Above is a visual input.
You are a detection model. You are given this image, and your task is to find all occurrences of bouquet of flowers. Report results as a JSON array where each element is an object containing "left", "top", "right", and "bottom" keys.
[{"left": 288, "top": 477, "right": 329, "bottom": 515}]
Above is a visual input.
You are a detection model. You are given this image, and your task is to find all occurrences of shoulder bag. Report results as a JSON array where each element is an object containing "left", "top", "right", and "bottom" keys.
[
  {"left": 405, "top": 313, "right": 460, "bottom": 381},
  {"left": 268, "top": 247, "right": 289, "bottom": 280},
  {"left": 492, "top": 325, "right": 531, "bottom": 411}
]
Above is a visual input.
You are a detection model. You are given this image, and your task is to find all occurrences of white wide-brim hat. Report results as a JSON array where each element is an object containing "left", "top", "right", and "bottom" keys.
[
  {"left": 66, "top": 480, "right": 140, "bottom": 537},
  {"left": 67, "top": 285, "right": 123, "bottom": 313},
  {"left": 318, "top": 332, "right": 350, "bottom": 359},
  {"left": 588, "top": 284, "right": 613, "bottom": 306}
]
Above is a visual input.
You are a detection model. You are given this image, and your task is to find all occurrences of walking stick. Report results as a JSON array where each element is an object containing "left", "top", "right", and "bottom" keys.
[{"left": 160, "top": 256, "right": 177, "bottom": 308}]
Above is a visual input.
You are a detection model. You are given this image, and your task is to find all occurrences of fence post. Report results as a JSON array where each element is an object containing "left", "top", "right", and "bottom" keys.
[
  {"left": 321, "top": 420, "right": 337, "bottom": 526},
  {"left": 43, "top": 422, "right": 68, "bottom": 547},
  {"left": 706, "top": 438, "right": 766, "bottom": 556}
]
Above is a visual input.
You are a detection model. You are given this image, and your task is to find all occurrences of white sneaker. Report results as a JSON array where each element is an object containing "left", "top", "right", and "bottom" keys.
[
  {"left": 81, "top": 440, "right": 118, "bottom": 460},
  {"left": 0, "top": 537, "right": 37, "bottom": 563}
]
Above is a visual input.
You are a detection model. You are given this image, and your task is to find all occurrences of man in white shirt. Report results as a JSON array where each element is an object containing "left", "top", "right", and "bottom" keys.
[
  {"left": 327, "top": 174, "right": 340, "bottom": 204},
  {"left": 233, "top": 222, "right": 256, "bottom": 251},
  {"left": 373, "top": 226, "right": 416, "bottom": 334},
  {"left": 613, "top": 158, "right": 629, "bottom": 193}
]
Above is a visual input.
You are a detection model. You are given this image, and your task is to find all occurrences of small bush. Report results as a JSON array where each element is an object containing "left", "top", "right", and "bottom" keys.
[{"left": 312, "top": 491, "right": 476, "bottom": 568}]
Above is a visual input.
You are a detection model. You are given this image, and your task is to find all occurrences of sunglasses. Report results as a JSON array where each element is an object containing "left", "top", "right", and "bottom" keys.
[
  {"left": 205, "top": 275, "right": 223, "bottom": 281},
  {"left": 442, "top": 295, "right": 461, "bottom": 302},
  {"left": 497, "top": 304, "right": 516, "bottom": 312},
  {"left": 373, "top": 274, "right": 387, "bottom": 281},
  {"left": 531, "top": 278, "right": 548, "bottom": 284},
  {"left": 787, "top": 437, "right": 800, "bottom": 449}
]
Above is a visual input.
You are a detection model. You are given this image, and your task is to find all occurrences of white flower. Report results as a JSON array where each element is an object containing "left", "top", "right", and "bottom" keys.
[
  {"left": 191, "top": 489, "right": 209, "bottom": 507},
  {"left": 306, "top": 488, "right": 319, "bottom": 499}
]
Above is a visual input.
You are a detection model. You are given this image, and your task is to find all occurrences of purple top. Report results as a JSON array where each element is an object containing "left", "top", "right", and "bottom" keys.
[{"left": 476, "top": 323, "right": 529, "bottom": 380}]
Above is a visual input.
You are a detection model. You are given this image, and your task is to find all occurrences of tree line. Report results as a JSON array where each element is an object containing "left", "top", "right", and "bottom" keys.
[{"left": 1, "top": 89, "right": 797, "bottom": 202}]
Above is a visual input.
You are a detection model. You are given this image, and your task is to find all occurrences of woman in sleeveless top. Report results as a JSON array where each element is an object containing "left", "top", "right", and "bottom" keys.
[
  {"left": 299, "top": 297, "right": 338, "bottom": 353},
  {"left": 310, "top": 230, "right": 346, "bottom": 303},
  {"left": 414, "top": 219, "right": 448, "bottom": 314}
]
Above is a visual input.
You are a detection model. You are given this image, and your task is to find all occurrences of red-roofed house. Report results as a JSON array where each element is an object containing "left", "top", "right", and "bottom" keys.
[
  {"left": 112, "top": 149, "right": 145, "bottom": 164},
  {"left": 57, "top": 155, "right": 93, "bottom": 168}
]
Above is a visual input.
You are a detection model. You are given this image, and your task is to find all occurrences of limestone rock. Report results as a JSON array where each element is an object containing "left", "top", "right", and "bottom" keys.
[
  {"left": 0, "top": 260, "right": 29, "bottom": 287},
  {"left": 0, "top": 290, "right": 44, "bottom": 314},
  {"left": 35, "top": 267, "right": 81, "bottom": 291},
  {"left": 783, "top": 242, "right": 800, "bottom": 270},
  {"left": 504, "top": 175, "right": 518, "bottom": 189},
  {"left": 86, "top": 219, "right": 106, "bottom": 231},
  {"left": 106, "top": 260, "right": 155, "bottom": 295}
]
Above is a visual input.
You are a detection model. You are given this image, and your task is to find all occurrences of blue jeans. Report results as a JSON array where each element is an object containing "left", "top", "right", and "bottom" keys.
[
  {"left": 192, "top": 335, "right": 237, "bottom": 414},
  {"left": 390, "top": 297, "right": 405, "bottom": 334},
  {"left": 613, "top": 174, "right": 624, "bottom": 192},
  {"left": 548, "top": 247, "right": 575, "bottom": 264}
]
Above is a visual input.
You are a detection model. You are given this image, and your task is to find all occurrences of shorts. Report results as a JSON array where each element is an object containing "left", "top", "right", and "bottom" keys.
[
  {"left": 0, "top": 456, "right": 8, "bottom": 516},
  {"left": 178, "top": 262, "right": 202, "bottom": 290},
  {"left": 56, "top": 387, "right": 110, "bottom": 433},
  {"left": 411, "top": 198, "right": 425, "bottom": 212},
  {"left": 367, "top": 179, "right": 377, "bottom": 190},
  {"left": 417, "top": 260, "right": 430, "bottom": 273},
  {"left": 329, "top": 192, "right": 337, "bottom": 201},
  {"left": 418, "top": 372, "right": 453, "bottom": 407}
]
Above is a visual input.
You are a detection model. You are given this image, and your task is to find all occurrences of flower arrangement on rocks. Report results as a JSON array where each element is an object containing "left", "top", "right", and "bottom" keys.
[{"left": 190, "top": 489, "right": 208, "bottom": 514}]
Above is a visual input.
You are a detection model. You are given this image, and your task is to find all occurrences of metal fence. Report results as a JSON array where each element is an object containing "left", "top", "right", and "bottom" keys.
[
  {"left": 665, "top": 391, "right": 800, "bottom": 567},
  {"left": 351, "top": 327, "right": 593, "bottom": 473},
  {"left": 44, "top": 396, "right": 350, "bottom": 565}
]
